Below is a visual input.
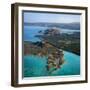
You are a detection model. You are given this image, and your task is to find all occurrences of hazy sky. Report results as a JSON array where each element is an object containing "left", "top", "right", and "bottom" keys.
[{"left": 24, "top": 12, "right": 80, "bottom": 23}]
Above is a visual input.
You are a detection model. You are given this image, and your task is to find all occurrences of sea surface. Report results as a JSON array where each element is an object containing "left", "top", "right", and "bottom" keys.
[
  {"left": 24, "top": 26, "right": 80, "bottom": 42},
  {"left": 24, "top": 51, "right": 80, "bottom": 77},
  {"left": 23, "top": 25, "right": 80, "bottom": 77}
]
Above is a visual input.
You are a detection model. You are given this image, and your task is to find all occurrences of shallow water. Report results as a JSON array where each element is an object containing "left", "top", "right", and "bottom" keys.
[{"left": 23, "top": 51, "right": 80, "bottom": 77}]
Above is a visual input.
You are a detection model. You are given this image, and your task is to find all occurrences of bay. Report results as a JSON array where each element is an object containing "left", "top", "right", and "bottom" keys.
[
  {"left": 24, "top": 51, "right": 80, "bottom": 77},
  {"left": 24, "top": 26, "right": 80, "bottom": 42}
]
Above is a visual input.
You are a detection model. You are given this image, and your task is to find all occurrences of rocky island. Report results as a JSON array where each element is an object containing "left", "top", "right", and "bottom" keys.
[
  {"left": 24, "top": 27, "right": 80, "bottom": 73},
  {"left": 24, "top": 28, "right": 65, "bottom": 72},
  {"left": 24, "top": 40, "right": 64, "bottom": 72}
]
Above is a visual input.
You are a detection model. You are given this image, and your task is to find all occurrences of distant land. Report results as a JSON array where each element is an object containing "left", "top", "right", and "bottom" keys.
[{"left": 24, "top": 22, "right": 80, "bottom": 30}]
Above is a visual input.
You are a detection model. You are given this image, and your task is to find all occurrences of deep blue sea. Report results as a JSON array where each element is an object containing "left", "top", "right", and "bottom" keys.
[{"left": 23, "top": 26, "right": 80, "bottom": 77}]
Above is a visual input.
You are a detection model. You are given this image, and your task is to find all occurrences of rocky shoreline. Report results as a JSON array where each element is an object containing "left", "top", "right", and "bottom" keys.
[
  {"left": 24, "top": 27, "right": 80, "bottom": 72},
  {"left": 24, "top": 41, "right": 65, "bottom": 72}
]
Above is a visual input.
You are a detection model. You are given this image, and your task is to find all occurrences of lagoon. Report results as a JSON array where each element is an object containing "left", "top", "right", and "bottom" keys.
[{"left": 23, "top": 51, "right": 80, "bottom": 77}]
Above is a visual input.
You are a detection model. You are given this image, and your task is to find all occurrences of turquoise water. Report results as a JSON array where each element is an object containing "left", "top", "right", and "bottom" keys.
[{"left": 23, "top": 51, "right": 80, "bottom": 77}]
